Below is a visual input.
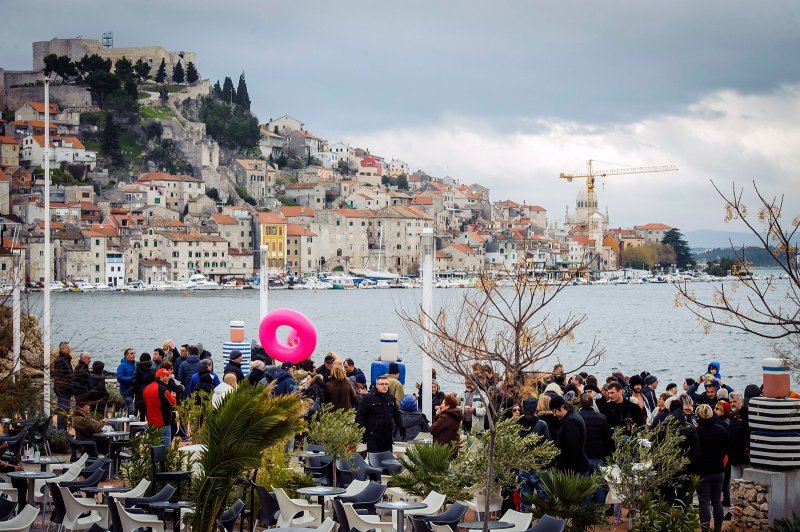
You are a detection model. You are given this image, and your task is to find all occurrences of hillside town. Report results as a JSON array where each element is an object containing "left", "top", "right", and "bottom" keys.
[{"left": 0, "top": 37, "right": 677, "bottom": 288}]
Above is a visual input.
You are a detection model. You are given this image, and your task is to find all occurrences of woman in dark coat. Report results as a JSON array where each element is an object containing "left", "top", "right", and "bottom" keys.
[
  {"left": 87, "top": 361, "right": 110, "bottom": 414},
  {"left": 134, "top": 353, "right": 155, "bottom": 420},
  {"left": 397, "top": 394, "right": 430, "bottom": 441},
  {"left": 695, "top": 403, "right": 730, "bottom": 532},
  {"left": 430, "top": 394, "right": 464, "bottom": 457},
  {"left": 323, "top": 365, "right": 357, "bottom": 411}
]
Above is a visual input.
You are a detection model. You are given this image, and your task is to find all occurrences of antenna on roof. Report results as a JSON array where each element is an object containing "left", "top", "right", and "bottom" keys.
[{"left": 102, "top": 32, "right": 113, "bottom": 48}]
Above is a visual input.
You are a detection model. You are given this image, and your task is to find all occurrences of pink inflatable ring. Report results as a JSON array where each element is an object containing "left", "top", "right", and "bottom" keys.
[{"left": 258, "top": 308, "right": 317, "bottom": 364}]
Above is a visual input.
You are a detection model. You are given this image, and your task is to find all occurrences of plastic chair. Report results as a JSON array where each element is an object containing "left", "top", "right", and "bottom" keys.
[
  {"left": 218, "top": 498, "right": 245, "bottom": 531},
  {"left": 412, "top": 518, "right": 433, "bottom": 532},
  {"left": 248, "top": 480, "right": 279, "bottom": 528},
  {"left": 325, "top": 478, "right": 369, "bottom": 506},
  {"left": 50, "top": 452, "right": 89, "bottom": 474},
  {"left": 31, "top": 418, "right": 52, "bottom": 456},
  {"left": 0, "top": 504, "right": 38, "bottom": 532},
  {"left": 0, "top": 495, "right": 16, "bottom": 521},
  {"left": 415, "top": 502, "right": 468, "bottom": 530},
  {"left": 305, "top": 455, "right": 334, "bottom": 486},
  {"left": 58, "top": 484, "right": 108, "bottom": 530},
  {"left": 367, "top": 451, "right": 402, "bottom": 475},
  {"left": 498, "top": 509, "right": 533, "bottom": 532},
  {"left": 78, "top": 457, "right": 110, "bottom": 480},
  {"left": 273, "top": 486, "right": 322, "bottom": 528},
  {"left": 526, "top": 515, "right": 567, "bottom": 532},
  {"left": 115, "top": 498, "right": 165, "bottom": 532},
  {"left": 315, "top": 517, "right": 337, "bottom": 532},
  {"left": 335, "top": 458, "right": 356, "bottom": 487},
  {"left": 350, "top": 454, "right": 382, "bottom": 482},
  {"left": 107, "top": 478, "right": 150, "bottom": 502},
  {"left": 65, "top": 432, "right": 98, "bottom": 461},
  {"left": 405, "top": 491, "right": 446, "bottom": 517},
  {"left": 0, "top": 479, "right": 18, "bottom": 503},
  {"left": 125, "top": 483, "right": 176, "bottom": 509},
  {"left": 61, "top": 466, "right": 106, "bottom": 492},
  {"left": 1, "top": 428, "right": 29, "bottom": 461},
  {"left": 151, "top": 445, "right": 192, "bottom": 500},
  {"left": 34, "top": 461, "right": 82, "bottom": 504},
  {"left": 304, "top": 444, "right": 326, "bottom": 453},
  {"left": 332, "top": 498, "right": 350, "bottom": 531},
  {"left": 342, "top": 501, "right": 393, "bottom": 532},
  {"left": 432, "top": 524, "right": 456, "bottom": 532},
  {"left": 337, "top": 481, "right": 386, "bottom": 515}
]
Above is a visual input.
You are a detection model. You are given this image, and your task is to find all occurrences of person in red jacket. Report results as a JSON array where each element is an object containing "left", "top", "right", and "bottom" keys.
[{"left": 143, "top": 368, "right": 177, "bottom": 447}]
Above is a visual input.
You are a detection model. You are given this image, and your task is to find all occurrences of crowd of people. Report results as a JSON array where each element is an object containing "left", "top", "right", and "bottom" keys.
[{"left": 52, "top": 338, "right": 773, "bottom": 531}]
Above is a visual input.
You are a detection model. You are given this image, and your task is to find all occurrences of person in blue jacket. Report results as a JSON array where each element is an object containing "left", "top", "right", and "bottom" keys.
[
  {"left": 116, "top": 348, "right": 137, "bottom": 415},
  {"left": 185, "top": 358, "right": 220, "bottom": 398}
]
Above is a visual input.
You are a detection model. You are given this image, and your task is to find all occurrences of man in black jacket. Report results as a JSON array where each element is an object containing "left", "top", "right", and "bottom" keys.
[
  {"left": 223, "top": 350, "right": 246, "bottom": 383},
  {"left": 53, "top": 341, "right": 74, "bottom": 428},
  {"left": 355, "top": 376, "right": 405, "bottom": 452},
  {"left": 724, "top": 392, "right": 750, "bottom": 510},
  {"left": 550, "top": 395, "right": 591, "bottom": 475},
  {"left": 578, "top": 393, "right": 611, "bottom": 503},
  {"left": 600, "top": 381, "right": 645, "bottom": 437}
]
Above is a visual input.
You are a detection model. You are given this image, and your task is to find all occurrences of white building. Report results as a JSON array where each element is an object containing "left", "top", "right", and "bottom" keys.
[{"left": 21, "top": 135, "right": 97, "bottom": 170}]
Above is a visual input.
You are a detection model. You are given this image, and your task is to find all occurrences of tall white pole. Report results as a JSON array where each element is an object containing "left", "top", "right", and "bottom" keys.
[
  {"left": 421, "top": 227, "right": 434, "bottom": 421},
  {"left": 12, "top": 250, "right": 20, "bottom": 374},
  {"left": 43, "top": 75, "right": 51, "bottom": 416},
  {"left": 259, "top": 248, "right": 268, "bottom": 322}
]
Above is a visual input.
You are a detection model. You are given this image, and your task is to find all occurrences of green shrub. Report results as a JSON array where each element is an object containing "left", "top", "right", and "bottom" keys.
[
  {"left": 632, "top": 492, "right": 700, "bottom": 532},
  {"left": 529, "top": 469, "right": 607, "bottom": 532},
  {"left": 391, "top": 443, "right": 469, "bottom": 502},
  {"left": 771, "top": 513, "right": 800, "bottom": 532},
  {"left": 46, "top": 427, "right": 70, "bottom": 454}
]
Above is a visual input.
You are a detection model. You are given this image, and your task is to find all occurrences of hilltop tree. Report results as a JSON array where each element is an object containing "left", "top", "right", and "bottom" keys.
[
  {"left": 623, "top": 243, "right": 675, "bottom": 270},
  {"left": 172, "top": 61, "right": 185, "bottom": 84},
  {"left": 85, "top": 70, "right": 121, "bottom": 106},
  {"left": 221, "top": 76, "right": 236, "bottom": 104},
  {"left": 235, "top": 72, "right": 251, "bottom": 110},
  {"left": 133, "top": 58, "right": 151, "bottom": 81},
  {"left": 662, "top": 228, "right": 695, "bottom": 269},
  {"left": 212, "top": 80, "right": 223, "bottom": 99},
  {"left": 76, "top": 53, "right": 112, "bottom": 79},
  {"left": 186, "top": 62, "right": 199, "bottom": 84},
  {"left": 155, "top": 58, "right": 167, "bottom": 83},
  {"left": 43, "top": 54, "right": 77, "bottom": 82},
  {"left": 199, "top": 96, "right": 259, "bottom": 151},
  {"left": 101, "top": 114, "right": 122, "bottom": 165}
]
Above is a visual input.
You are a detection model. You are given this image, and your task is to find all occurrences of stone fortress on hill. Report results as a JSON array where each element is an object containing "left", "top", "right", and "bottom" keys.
[{"left": 0, "top": 37, "right": 196, "bottom": 110}]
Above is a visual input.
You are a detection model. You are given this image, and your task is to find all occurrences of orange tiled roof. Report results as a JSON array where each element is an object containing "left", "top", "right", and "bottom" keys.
[
  {"left": 25, "top": 101, "right": 59, "bottom": 114},
  {"left": 211, "top": 213, "right": 238, "bottom": 225},
  {"left": 287, "top": 223, "right": 316, "bottom": 237},
  {"left": 280, "top": 206, "right": 315, "bottom": 217},
  {"left": 334, "top": 209, "right": 374, "bottom": 218},
  {"left": 411, "top": 196, "right": 433, "bottom": 205},
  {"left": 635, "top": 223, "right": 673, "bottom": 230},
  {"left": 139, "top": 172, "right": 202, "bottom": 183},
  {"left": 0, "top": 136, "right": 19, "bottom": 145},
  {"left": 256, "top": 212, "right": 287, "bottom": 224},
  {"left": 448, "top": 243, "right": 475, "bottom": 255}
]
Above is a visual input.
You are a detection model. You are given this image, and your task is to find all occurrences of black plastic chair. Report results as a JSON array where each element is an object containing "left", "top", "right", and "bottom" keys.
[
  {"left": 1, "top": 428, "right": 28, "bottom": 460},
  {"left": 336, "top": 458, "right": 356, "bottom": 487},
  {"left": 125, "top": 483, "right": 176, "bottom": 510},
  {"left": 108, "top": 439, "right": 131, "bottom": 477},
  {"left": 32, "top": 418, "right": 52, "bottom": 455},
  {"left": 79, "top": 457, "right": 110, "bottom": 479},
  {"left": 151, "top": 445, "right": 191, "bottom": 500},
  {"left": 412, "top": 518, "right": 433, "bottom": 532},
  {"left": 107, "top": 494, "right": 124, "bottom": 532},
  {"left": 66, "top": 432, "right": 98, "bottom": 461},
  {"left": 413, "top": 502, "right": 468, "bottom": 531},
  {"left": 338, "top": 481, "right": 386, "bottom": 514},
  {"left": 367, "top": 451, "right": 402, "bottom": 475},
  {"left": 526, "top": 515, "right": 567, "bottom": 532},
  {"left": 61, "top": 466, "right": 107, "bottom": 492},
  {"left": 218, "top": 498, "right": 245, "bottom": 531},
  {"left": 248, "top": 480, "right": 279, "bottom": 529},
  {"left": 332, "top": 498, "right": 350, "bottom": 532},
  {"left": 0, "top": 495, "right": 15, "bottom": 521},
  {"left": 351, "top": 453, "right": 382, "bottom": 482},
  {"left": 48, "top": 481, "right": 67, "bottom": 531},
  {"left": 304, "top": 444, "right": 326, "bottom": 453},
  {"left": 305, "top": 454, "right": 334, "bottom": 486}
]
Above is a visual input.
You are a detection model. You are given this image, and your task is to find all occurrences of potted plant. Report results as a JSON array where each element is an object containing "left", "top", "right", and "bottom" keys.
[{"left": 306, "top": 405, "right": 365, "bottom": 487}]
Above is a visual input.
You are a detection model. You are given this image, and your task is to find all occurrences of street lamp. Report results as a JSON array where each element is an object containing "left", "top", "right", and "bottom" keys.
[
  {"left": 42, "top": 72, "right": 52, "bottom": 416},
  {"left": 421, "top": 227, "right": 434, "bottom": 421}
]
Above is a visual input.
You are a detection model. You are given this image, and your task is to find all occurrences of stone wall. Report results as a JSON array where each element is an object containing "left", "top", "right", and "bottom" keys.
[
  {"left": 732, "top": 479, "right": 769, "bottom": 531},
  {"left": 3, "top": 84, "right": 91, "bottom": 110},
  {"left": 33, "top": 38, "right": 197, "bottom": 73}
]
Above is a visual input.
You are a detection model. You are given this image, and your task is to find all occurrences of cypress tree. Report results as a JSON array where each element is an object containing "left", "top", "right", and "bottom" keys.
[
  {"left": 155, "top": 58, "right": 167, "bottom": 83},
  {"left": 662, "top": 228, "right": 696, "bottom": 269},
  {"left": 221, "top": 76, "right": 236, "bottom": 105},
  {"left": 235, "top": 71, "right": 251, "bottom": 110},
  {"left": 213, "top": 80, "right": 223, "bottom": 99},
  {"left": 172, "top": 61, "right": 185, "bottom": 84},
  {"left": 101, "top": 114, "right": 122, "bottom": 165},
  {"left": 186, "top": 62, "right": 199, "bottom": 83}
]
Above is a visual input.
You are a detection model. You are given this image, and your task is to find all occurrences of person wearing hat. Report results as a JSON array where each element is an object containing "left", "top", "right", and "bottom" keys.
[
  {"left": 628, "top": 375, "right": 649, "bottom": 418},
  {"left": 71, "top": 400, "right": 109, "bottom": 454},
  {"left": 317, "top": 354, "right": 336, "bottom": 382},
  {"left": 397, "top": 394, "right": 430, "bottom": 441},
  {"left": 642, "top": 375, "right": 659, "bottom": 412},
  {"left": 134, "top": 353, "right": 156, "bottom": 421},
  {"left": 143, "top": 368, "right": 177, "bottom": 447},
  {"left": 224, "top": 350, "right": 246, "bottom": 383},
  {"left": 271, "top": 362, "right": 300, "bottom": 396},
  {"left": 248, "top": 360, "right": 266, "bottom": 387},
  {"left": 386, "top": 362, "right": 405, "bottom": 403},
  {"left": 550, "top": 394, "right": 591, "bottom": 475},
  {"left": 666, "top": 382, "right": 678, "bottom": 396}
]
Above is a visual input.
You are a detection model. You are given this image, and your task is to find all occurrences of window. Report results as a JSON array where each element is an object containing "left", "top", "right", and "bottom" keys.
[{"left": 95, "top": 265, "right": 100, "bottom": 272}]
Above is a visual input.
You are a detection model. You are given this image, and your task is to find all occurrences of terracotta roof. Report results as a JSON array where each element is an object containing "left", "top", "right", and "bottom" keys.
[
  {"left": 234, "top": 159, "right": 266, "bottom": 171},
  {"left": 66, "top": 201, "right": 99, "bottom": 210},
  {"left": 139, "top": 172, "right": 202, "bottom": 183},
  {"left": 374, "top": 205, "right": 432, "bottom": 221},
  {"left": 139, "top": 258, "right": 171, "bottom": 267},
  {"left": 287, "top": 223, "right": 316, "bottom": 237},
  {"left": 255, "top": 212, "right": 287, "bottom": 224},
  {"left": 211, "top": 213, "right": 238, "bottom": 225},
  {"left": 160, "top": 231, "right": 227, "bottom": 243},
  {"left": 0, "top": 168, "right": 6, "bottom": 182},
  {"left": 89, "top": 224, "right": 118, "bottom": 237},
  {"left": 285, "top": 182, "right": 318, "bottom": 190},
  {"left": 24, "top": 101, "right": 59, "bottom": 114},
  {"left": 448, "top": 243, "right": 476, "bottom": 255},
  {"left": 228, "top": 248, "right": 254, "bottom": 256},
  {"left": 571, "top": 236, "right": 595, "bottom": 246},
  {"left": 279, "top": 206, "right": 315, "bottom": 217},
  {"left": 527, "top": 205, "right": 546, "bottom": 212},
  {"left": 29, "top": 135, "right": 84, "bottom": 149},
  {"left": 149, "top": 218, "right": 185, "bottom": 228},
  {"left": 411, "top": 196, "right": 433, "bottom": 205},
  {"left": 1, "top": 237, "right": 26, "bottom": 250},
  {"left": 334, "top": 209, "right": 374, "bottom": 218},
  {"left": 0, "top": 136, "right": 19, "bottom": 145},
  {"left": 635, "top": 223, "right": 673, "bottom": 230},
  {"left": 467, "top": 231, "right": 486, "bottom": 243}
]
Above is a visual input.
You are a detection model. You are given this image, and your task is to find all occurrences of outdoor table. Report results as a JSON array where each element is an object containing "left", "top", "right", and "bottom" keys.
[
  {"left": 460, "top": 521, "right": 514, "bottom": 530},
  {"left": 297, "top": 486, "right": 345, "bottom": 522},
  {"left": 93, "top": 430, "right": 130, "bottom": 440},
  {"left": 8, "top": 470, "right": 55, "bottom": 526},
  {"left": 375, "top": 500, "right": 427, "bottom": 532},
  {"left": 148, "top": 500, "right": 194, "bottom": 532},
  {"left": 271, "top": 529, "right": 322, "bottom": 532},
  {"left": 23, "top": 456, "right": 63, "bottom": 472},
  {"left": 82, "top": 484, "right": 131, "bottom": 502},
  {"left": 106, "top": 416, "right": 133, "bottom": 430}
]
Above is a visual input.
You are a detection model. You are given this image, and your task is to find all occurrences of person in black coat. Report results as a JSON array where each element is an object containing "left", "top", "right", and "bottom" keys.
[
  {"left": 659, "top": 401, "right": 701, "bottom": 505},
  {"left": 71, "top": 352, "right": 92, "bottom": 404},
  {"left": 550, "top": 395, "right": 591, "bottom": 474},
  {"left": 223, "top": 350, "right": 246, "bottom": 383},
  {"left": 52, "top": 341, "right": 74, "bottom": 428},
  {"left": 600, "top": 381, "right": 645, "bottom": 438},
  {"left": 248, "top": 360, "right": 266, "bottom": 387},
  {"left": 578, "top": 391, "right": 611, "bottom": 503},
  {"left": 87, "top": 361, "right": 110, "bottom": 413},
  {"left": 355, "top": 376, "right": 405, "bottom": 452},
  {"left": 695, "top": 404, "right": 730, "bottom": 532},
  {"left": 134, "top": 353, "right": 156, "bottom": 421}
]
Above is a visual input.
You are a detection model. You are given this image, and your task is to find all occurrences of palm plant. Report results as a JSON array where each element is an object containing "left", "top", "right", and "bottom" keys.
[
  {"left": 391, "top": 443, "right": 469, "bottom": 502},
  {"left": 190, "top": 382, "right": 303, "bottom": 532},
  {"left": 528, "top": 469, "right": 606, "bottom": 532}
]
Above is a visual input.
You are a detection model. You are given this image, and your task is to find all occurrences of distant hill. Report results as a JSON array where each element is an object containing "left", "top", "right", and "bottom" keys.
[
  {"left": 684, "top": 229, "right": 762, "bottom": 249},
  {"left": 694, "top": 246, "right": 790, "bottom": 268}
]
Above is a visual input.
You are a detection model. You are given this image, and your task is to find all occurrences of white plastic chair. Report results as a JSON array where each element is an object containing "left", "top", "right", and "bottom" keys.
[
  {"left": 405, "top": 491, "right": 446, "bottom": 517},
  {"left": 0, "top": 480, "right": 17, "bottom": 502},
  {"left": 432, "top": 524, "right": 454, "bottom": 532},
  {"left": 35, "top": 461, "right": 83, "bottom": 503},
  {"left": 273, "top": 486, "right": 322, "bottom": 527},
  {"left": 0, "top": 504, "right": 38, "bottom": 532},
  {"left": 324, "top": 478, "right": 368, "bottom": 505},
  {"left": 315, "top": 517, "right": 337, "bottom": 532},
  {"left": 342, "top": 502, "right": 393, "bottom": 532},
  {"left": 49, "top": 453, "right": 89, "bottom": 474},
  {"left": 115, "top": 498, "right": 165, "bottom": 532},
  {"left": 58, "top": 484, "right": 109, "bottom": 530},
  {"left": 498, "top": 509, "right": 533, "bottom": 532},
  {"left": 107, "top": 479, "right": 151, "bottom": 501}
]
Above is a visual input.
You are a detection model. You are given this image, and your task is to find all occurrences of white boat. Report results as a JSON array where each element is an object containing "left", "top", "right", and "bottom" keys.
[
  {"left": 94, "top": 283, "right": 114, "bottom": 292},
  {"left": 375, "top": 280, "right": 392, "bottom": 289},
  {"left": 49, "top": 281, "right": 66, "bottom": 291},
  {"left": 359, "top": 279, "right": 377, "bottom": 289},
  {"left": 221, "top": 280, "right": 244, "bottom": 290},
  {"left": 74, "top": 280, "right": 96, "bottom": 292},
  {"left": 154, "top": 281, "right": 184, "bottom": 291},
  {"left": 0, "top": 284, "right": 12, "bottom": 296},
  {"left": 186, "top": 273, "right": 221, "bottom": 290},
  {"left": 126, "top": 280, "right": 146, "bottom": 291},
  {"left": 329, "top": 275, "right": 357, "bottom": 290}
]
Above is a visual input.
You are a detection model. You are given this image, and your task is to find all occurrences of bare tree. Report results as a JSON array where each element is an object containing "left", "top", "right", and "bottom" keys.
[
  {"left": 675, "top": 181, "right": 800, "bottom": 377},
  {"left": 398, "top": 259, "right": 604, "bottom": 529}
]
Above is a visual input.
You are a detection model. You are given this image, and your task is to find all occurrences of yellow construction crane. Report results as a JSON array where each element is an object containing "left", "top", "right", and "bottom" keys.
[{"left": 559, "top": 159, "right": 678, "bottom": 192}]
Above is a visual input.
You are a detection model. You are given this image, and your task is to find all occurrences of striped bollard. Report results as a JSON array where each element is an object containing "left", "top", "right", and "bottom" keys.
[{"left": 223, "top": 320, "right": 251, "bottom": 375}]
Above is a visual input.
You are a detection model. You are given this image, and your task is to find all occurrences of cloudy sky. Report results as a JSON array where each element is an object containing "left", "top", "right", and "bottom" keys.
[{"left": 2, "top": 0, "right": 799, "bottom": 231}]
